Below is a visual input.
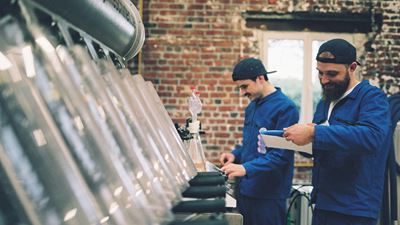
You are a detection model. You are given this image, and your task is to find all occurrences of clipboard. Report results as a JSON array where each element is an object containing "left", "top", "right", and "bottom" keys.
[{"left": 260, "top": 130, "right": 313, "bottom": 154}]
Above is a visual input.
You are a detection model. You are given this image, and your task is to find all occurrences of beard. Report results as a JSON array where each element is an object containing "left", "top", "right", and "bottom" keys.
[
  {"left": 245, "top": 92, "right": 262, "bottom": 102},
  {"left": 321, "top": 72, "right": 350, "bottom": 102}
]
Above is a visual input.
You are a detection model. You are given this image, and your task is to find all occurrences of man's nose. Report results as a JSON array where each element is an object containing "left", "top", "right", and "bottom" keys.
[{"left": 320, "top": 75, "right": 330, "bottom": 85}]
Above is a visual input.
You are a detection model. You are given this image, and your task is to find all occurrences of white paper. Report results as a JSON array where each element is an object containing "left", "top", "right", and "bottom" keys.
[
  {"left": 261, "top": 134, "right": 313, "bottom": 154},
  {"left": 225, "top": 193, "right": 236, "bottom": 208}
]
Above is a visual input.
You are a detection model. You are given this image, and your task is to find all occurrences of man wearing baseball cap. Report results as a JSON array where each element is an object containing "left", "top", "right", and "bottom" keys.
[
  {"left": 284, "top": 39, "right": 391, "bottom": 224},
  {"left": 220, "top": 58, "right": 299, "bottom": 225}
]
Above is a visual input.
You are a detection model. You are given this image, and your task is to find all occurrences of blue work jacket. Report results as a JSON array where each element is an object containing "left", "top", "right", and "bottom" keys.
[
  {"left": 311, "top": 80, "right": 391, "bottom": 219},
  {"left": 232, "top": 89, "right": 299, "bottom": 199}
]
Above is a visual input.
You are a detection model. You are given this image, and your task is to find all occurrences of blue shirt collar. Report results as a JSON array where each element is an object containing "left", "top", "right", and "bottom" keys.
[
  {"left": 346, "top": 80, "right": 369, "bottom": 100},
  {"left": 255, "top": 87, "right": 281, "bottom": 105}
]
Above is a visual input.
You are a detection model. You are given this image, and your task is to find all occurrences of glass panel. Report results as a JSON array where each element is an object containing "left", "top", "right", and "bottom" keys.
[
  {"left": 312, "top": 40, "right": 325, "bottom": 112},
  {"left": 267, "top": 39, "right": 304, "bottom": 111}
]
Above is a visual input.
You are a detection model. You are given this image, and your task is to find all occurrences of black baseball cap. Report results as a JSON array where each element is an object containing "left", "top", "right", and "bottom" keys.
[
  {"left": 232, "top": 58, "right": 277, "bottom": 81},
  {"left": 316, "top": 39, "right": 361, "bottom": 65}
]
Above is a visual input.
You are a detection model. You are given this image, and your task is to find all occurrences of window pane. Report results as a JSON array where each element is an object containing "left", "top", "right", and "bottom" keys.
[
  {"left": 312, "top": 40, "right": 324, "bottom": 111},
  {"left": 267, "top": 39, "right": 304, "bottom": 111}
]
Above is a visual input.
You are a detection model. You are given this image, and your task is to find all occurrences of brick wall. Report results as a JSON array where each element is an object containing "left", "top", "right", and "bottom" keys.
[
  {"left": 365, "top": 1, "right": 400, "bottom": 94},
  {"left": 137, "top": 0, "right": 400, "bottom": 173}
]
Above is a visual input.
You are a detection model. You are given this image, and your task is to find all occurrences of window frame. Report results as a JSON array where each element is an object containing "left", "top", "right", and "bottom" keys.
[{"left": 259, "top": 31, "right": 365, "bottom": 123}]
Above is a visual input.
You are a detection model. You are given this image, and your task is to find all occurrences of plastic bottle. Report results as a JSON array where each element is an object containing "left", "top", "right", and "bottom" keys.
[
  {"left": 187, "top": 121, "right": 206, "bottom": 171},
  {"left": 186, "top": 87, "right": 206, "bottom": 171},
  {"left": 188, "top": 87, "right": 202, "bottom": 122}
]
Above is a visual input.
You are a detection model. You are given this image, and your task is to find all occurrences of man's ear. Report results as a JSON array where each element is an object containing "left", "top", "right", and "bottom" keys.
[{"left": 349, "top": 63, "right": 357, "bottom": 71}]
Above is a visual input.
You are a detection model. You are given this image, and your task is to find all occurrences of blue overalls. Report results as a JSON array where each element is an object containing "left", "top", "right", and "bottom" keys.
[
  {"left": 232, "top": 89, "right": 299, "bottom": 225},
  {"left": 311, "top": 80, "right": 391, "bottom": 225}
]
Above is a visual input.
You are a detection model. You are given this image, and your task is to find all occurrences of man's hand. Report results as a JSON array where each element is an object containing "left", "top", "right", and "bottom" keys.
[
  {"left": 283, "top": 123, "right": 315, "bottom": 146},
  {"left": 219, "top": 152, "right": 235, "bottom": 166},
  {"left": 221, "top": 163, "right": 246, "bottom": 179}
]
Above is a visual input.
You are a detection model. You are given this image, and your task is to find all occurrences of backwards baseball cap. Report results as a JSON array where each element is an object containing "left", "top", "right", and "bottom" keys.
[
  {"left": 232, "top": 58, "right": 276, "bottom": 81},
  {"left": 316, "top": 39, "right": 361, "bottom": 65}
]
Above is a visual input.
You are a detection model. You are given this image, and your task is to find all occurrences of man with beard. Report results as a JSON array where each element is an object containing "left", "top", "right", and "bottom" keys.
[
  {"left": 283, "top": 39, "right": 391, "bottom": 225},
  {"left": 219, "top": 58, "right": 299, "bottom": 225}
]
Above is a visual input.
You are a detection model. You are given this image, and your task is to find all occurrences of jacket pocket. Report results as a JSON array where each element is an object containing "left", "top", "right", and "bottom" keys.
[{"left": 254, "top": 117, "right": 272, "bottom": 131}]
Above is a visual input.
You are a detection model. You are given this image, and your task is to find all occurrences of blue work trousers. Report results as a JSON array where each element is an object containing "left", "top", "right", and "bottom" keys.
[
  {"left": 237, "top": 194, "right": 286, "bottom": 225},
  {"left": 312, "top": 209, "right": 377, "bottom": 225}
]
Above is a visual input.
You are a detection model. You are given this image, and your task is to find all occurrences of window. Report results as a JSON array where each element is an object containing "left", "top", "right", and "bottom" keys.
[{"left": 260, "top": 32, "right": 365, "bottom": 123}]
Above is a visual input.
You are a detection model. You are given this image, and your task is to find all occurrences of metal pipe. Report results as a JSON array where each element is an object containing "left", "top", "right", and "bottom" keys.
[
  {"left": 25, "top": 0, "right": 145, "bottom": 60},
  {"left": 138, "top": 0, "right": 143, "bottom": 75}
]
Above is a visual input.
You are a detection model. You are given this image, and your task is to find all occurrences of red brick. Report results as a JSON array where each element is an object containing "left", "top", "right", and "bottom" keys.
[{"left": 215, "top": 132, "right": 230, "bottom": 138}]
